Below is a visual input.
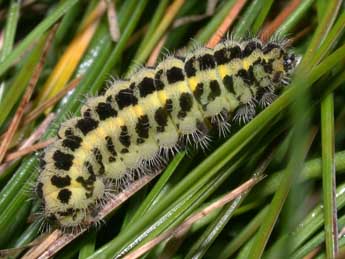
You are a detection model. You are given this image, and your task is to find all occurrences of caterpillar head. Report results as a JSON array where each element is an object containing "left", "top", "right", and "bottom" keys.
[{"left": 262, "top": 42, "right": 298, "bottom": 86}]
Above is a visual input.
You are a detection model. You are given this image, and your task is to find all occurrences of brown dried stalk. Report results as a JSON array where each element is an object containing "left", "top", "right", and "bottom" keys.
[
  {"left": 23, "top": 77, "right": 81, "bottom": 125},
  {"left": 0, "top": 24, "right": 58, "bottom": 164},
  {"left": 123, "top": 175, "right": 265, "bottom": 259},
  {"left": 0, "top": 113, "right": 55, "bottom": 173},
  {"left": 206, "top": 0, "right": 248, "bottom": 48},
  {"left": 260, "top": 0, "right": 302, "bottom": 41}
]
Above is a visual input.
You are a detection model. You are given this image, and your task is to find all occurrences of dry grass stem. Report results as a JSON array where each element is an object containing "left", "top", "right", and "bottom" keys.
[
  {"left": 206, "top": 0, "right": 247, "bottom": 48},
  {"left": 4, "top": 139, "right": 54, "bottom": 163},
  {"left": 123, "top": 175, "right": 264, "bottom": 259},
  {"left": 0, "top": 113, "right": 54, "bottom": 173},
  {"left": 106, "top": 0, "right": 120, "bottom": 42},
  {"left": 260, "top": 0, "right": 302, "bottom": 41},
  {"left": 0, "top": 24, "right": 57, "bottom": 163},
  {"left": 23, "top": 77, "right": 81, "bottom": 125},
  {"left": 146, "top": 35, "right": 167, "bottom": 66}
]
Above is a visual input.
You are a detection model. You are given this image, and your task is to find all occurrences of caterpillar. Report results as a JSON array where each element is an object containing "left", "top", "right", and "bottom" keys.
[{"left": 36, "top": 38, "right": 297, "bottom": 230}]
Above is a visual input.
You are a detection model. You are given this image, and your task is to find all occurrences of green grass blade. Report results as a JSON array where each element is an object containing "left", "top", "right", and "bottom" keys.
[
  {"left": 265, "top": 182, "right": 345, "bottom": 258},
  {"left": 87, "top": 0, "right": 149, "bottom": 93},
  {"left": 0, "top": 33, "right": 48, "bottom": 126},
  {"left": 194, "top": 0, "right": 236, "bottom": 44},
  {"left": 127, "top": 152, "right": 185, "bottom": 226},
  {"left": 130, "top": 0, "right": 170, "bottom": 65},
  {"left": 0, "top": 0, "right": 79, "bottom": 78},
  {"left": 78, "top": 230, "right": 97, "bottom": 259},
  {"left": 219, "top": 206, "right": 269, "bottom": 259},
  {"left": 291, "top": 215, "right": 345, "bottom": 258},
  {"left": 273, "top": 0, "right": 314, "bottom": 37},
  {"left": 185, "top": 196, "right": 245, "bottom": 259},
  {"left": 251, "top": 0, "right": 274, "bottom": 34},
  {"left": 232, "top": 0, "right": 263, "bottom": 38},
  {"left": 321, "top": 93, "right": 337, "bottom": 257},
  {"left": 0, "top": 0, "right": 20, "bottom": 62}
]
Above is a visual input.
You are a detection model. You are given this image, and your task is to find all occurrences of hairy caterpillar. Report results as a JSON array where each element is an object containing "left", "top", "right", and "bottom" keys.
[{"left": 36, "top": 38, "right": 297, "bottom": 230}]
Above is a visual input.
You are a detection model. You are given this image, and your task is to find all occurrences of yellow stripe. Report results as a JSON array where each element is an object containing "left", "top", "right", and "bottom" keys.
[
  {"left": 243, "top": 59, "right": 251, "bottom": 70},
  {"left": 218, "top": 65, "right": 228, "bottom": 79},
  {"left": 188, "top": 77, "right": 198, "bottom": 91}
]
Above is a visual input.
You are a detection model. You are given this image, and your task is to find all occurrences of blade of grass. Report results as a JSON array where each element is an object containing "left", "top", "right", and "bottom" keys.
[
  {"left": 53, "top": 0, "right": 82, "bottom": 47},
  {"left": 36, "top": 1, "right": 105, "bottom": 104},
  {"left": 0, "top": 0, "right": 79, "bottom": 78},
  {"left": 0, "top": 25, "right": 56, "bottom": 163},
  {"left": 260, "top": 0, "right": 301, "bottom": 41},
  {"left": 186, "top": 147, "right": 276, "bottom": 259},
  {"left": 206, "top": 0, "right": 247, "bottom": 48},
  {"left": 92, "top": 156, "right": 244, "bottom": 258},
  {"left": 123, "top": 176, "right": 262, "bottom": 259},
  {"left": 291, "top": 215, "right": 345, "bottom": 258},
  {"left": 248, "top": 150, "right": 345, "bottom": 202},
  {"left": 86, "top": 0, "right": 149, "bottom": 93},
  {"left": 321, "top": 93, "right": 337, "bottom": 257},
  {"left": 127, "top": 152, "right": 185, "bottom": 226},
  {"left": 309, "top": 10, "right": 345, "bottom": 68},
  {"left": 273, "top": 0, "right": 314, "bottom": 37},
  {"left": 299, "top": 0, "right": 342, "bottom": 68},
  {"left": 127, "top": 0, "right": 185, "bottom": 75},
  {"left": 185, "top": 196, "right": 245, "bottom": 259},
  {"left": 251, "top": 0, "right": 274, "bottom": 35},
  {"left": 249, "top": 2, "right": 344, "bottom": 256},
  {"left": 193, "top": 0, "right": 236, "bottom": 45},
  {"left": 0, "top": 0, "right": 19, "bottom": 62},
  {"left": 22, "top": 76, "right": 81, "bottom": 125},
  {"left": 131, "top": 0, "right": 170, "bottom": 64},
  {"left": 248, "top": 97, "right": 313, "bottom": 258},
  {"left": 0, "top": 34, "right": 47, "bottom": 126},
  {"left": 78, "top": 230, "right": 96, "bottom": 259},
  {"left": 232, "top": 0, "right": 262, "bottom": 39},
  {"left": 264, "top": 182, "right": 345, "bottom": 258},
  {"left": 219, "top": 206, "right": 269, "bottom": 259}
]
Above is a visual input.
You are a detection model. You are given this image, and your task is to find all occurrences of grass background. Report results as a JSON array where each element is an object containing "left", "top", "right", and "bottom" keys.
[{"left": 0, "top": 0, "right": 345, "bottom": 258}]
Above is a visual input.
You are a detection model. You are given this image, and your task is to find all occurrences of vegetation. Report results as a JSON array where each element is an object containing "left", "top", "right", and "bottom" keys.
[{"left": 0, "top": 0, "right": 344, "bottom": 258}]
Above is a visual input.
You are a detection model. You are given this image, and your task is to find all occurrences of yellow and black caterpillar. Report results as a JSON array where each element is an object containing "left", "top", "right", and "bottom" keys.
[{"left": 36, "top": 38, "right": 297, "bottom": 229}]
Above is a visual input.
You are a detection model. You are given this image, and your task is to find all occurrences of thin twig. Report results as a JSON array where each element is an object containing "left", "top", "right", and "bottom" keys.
[
  {"left": 146, "top": 35, "right": 167, "bottom": 66},
  {"left": 23, "top": 77, "right": 81, "bottom": 125},
  {"left": 260, "top": 0, "right": 302, "bottom": 42},
  {"left": 126, "top": 24, "right": 148, "bottom": 48},
  {"left": 0, "top": 24, "right": 57, "bottom": 164},
  {"left": 123, "top": 175, "right": 265, "bottom": 259},
  {"left": 173, "top": 0, "right": 218, "bottom": 28},
  {"left": 206, "top": 0, "right": 247, "bottom": 48},
  {"left": 0, "top": 113, "right": 55, "bottom": 173},
  {"left": 161, "top": 140, "right": 278, "bottom": 258},
  {"left": 4, "top": 139, "right": 54, "bottom": 163},
  {"left": 303, "top": 226, "right": 345, "bottom": 259},
  {"left": 80, "top": 0, "right": 107, "bottom": 31},
  {"left": 289, "top": 26, "right": 312, "bottom": 46},
  {"left": 106, "top": 0, "right": 120, "bottom": 42}
]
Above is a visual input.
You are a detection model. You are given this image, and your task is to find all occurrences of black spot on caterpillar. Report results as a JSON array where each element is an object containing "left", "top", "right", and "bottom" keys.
[{"left": 36, "top": 38, "right": 297, "bottom": 230}]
